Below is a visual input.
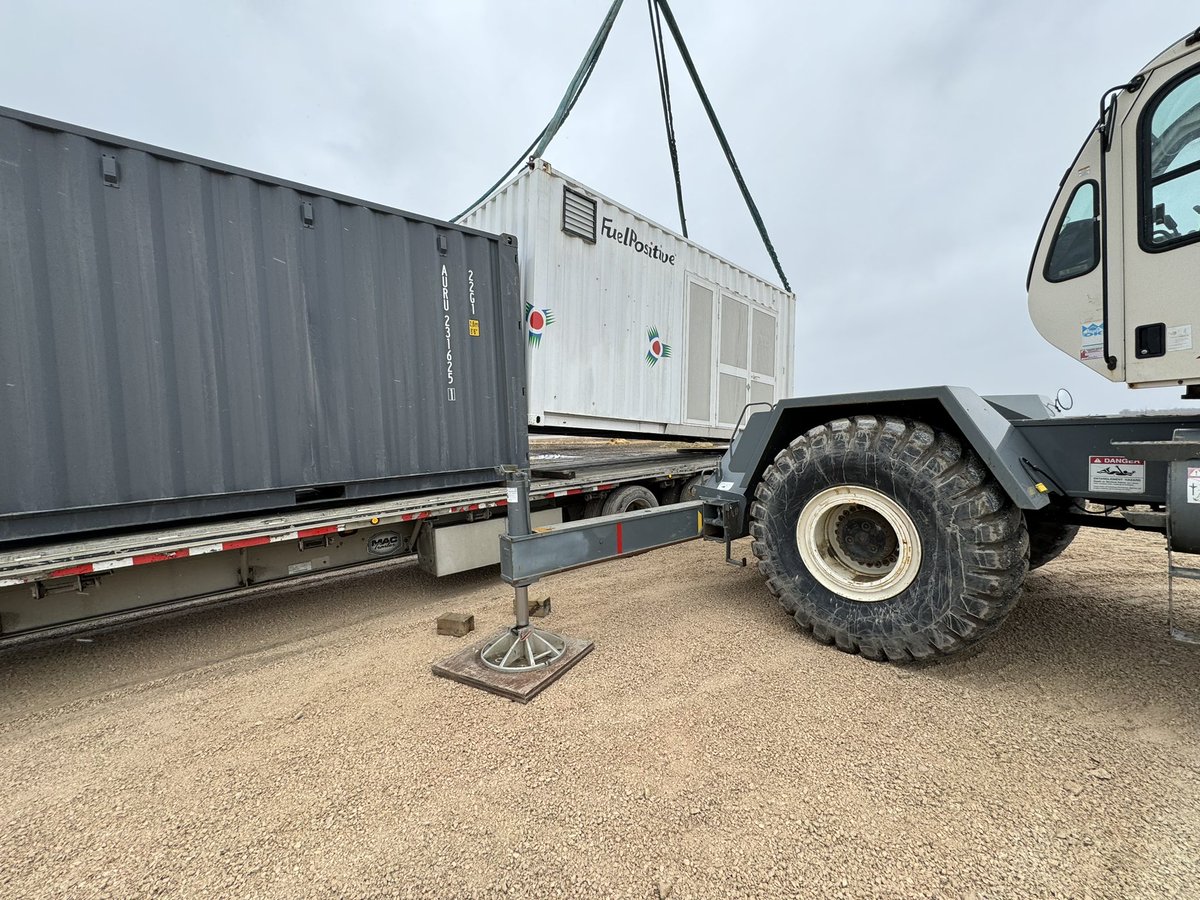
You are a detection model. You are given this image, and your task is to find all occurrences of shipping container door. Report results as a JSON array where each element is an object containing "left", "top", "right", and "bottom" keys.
[
  {"left": 684, "top": 277, "right": 718, "bottom": 426},
  {"left": 749, "top": 306, "right": 777, "bottom": 408},
  {"left": 717, "top": 293, "right": 749, "bottom": 426},
  {"left": 715, "top": 292, "right": 777, "bottom": 426}
]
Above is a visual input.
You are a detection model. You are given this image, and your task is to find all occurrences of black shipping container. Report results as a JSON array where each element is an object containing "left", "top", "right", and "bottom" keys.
[{"left": 0, "top": 107, "right": 527, "bottom": 543}]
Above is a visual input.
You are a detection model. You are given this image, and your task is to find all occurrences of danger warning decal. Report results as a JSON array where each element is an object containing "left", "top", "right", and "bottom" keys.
[
  {"left": 1088, "top": 456, "right": 1145, "bottom": 493},
  {"left": 645, "top": 326, "right": 671, "bottom": 367},
  {"left": 526, "top": 303, "right": 554, "bottom": 347}
]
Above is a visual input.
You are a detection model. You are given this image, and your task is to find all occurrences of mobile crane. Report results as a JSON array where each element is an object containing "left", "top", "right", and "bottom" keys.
[{"left": 484, "top": 27, "right": 1200, "bottom": 675}]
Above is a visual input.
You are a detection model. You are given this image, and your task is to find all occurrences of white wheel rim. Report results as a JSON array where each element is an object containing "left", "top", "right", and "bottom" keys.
[{"left": 795, "top": 485, "right": 922, "bottom": 603}]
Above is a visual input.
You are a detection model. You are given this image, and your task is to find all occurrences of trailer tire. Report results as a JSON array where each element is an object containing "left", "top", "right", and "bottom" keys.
[
  {"left": 583, "top": 495, "right": 606, "bottom": 519},
  {"left": 602, "top": 485, "right": 659, "bottom": 516},
  {"left": 678, "top": 474, "right": 705, "bottom": 503},
  {"left": 749, "top": 416, "right": 1028, "bottom": 661},
  {"left": 1025, "top": 502, "right": 1082, "bottom": 570},
  {"left": 657, "top": 482, "right": 684, "bottom": 505}
]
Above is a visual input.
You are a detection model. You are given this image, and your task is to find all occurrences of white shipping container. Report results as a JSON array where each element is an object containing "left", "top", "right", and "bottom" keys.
[{"left": 463, "top": 160, "right": 795, "bottom": 439}]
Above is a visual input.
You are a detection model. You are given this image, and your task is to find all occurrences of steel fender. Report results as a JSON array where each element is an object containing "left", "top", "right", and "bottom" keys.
[{"left": 699, "top": 387, "right": 1055, "bottom": 537}]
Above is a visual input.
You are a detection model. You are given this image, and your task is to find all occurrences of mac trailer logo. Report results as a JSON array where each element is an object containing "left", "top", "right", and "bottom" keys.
[{"left": 367, "top": 531, "right": 402, "bottom": 556}]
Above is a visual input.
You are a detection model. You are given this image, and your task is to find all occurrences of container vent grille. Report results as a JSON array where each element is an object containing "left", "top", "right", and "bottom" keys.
[{"left": 562, "top": 187, "right": 597, "bottom": 243}]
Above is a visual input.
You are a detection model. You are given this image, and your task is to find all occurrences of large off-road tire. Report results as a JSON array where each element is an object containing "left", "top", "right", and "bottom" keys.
[
  {"left": 1024, "top": 502, "right": 1082, "bottom": 570},
  {"left": 749, "top": 415, "right": 1029, "bottom": 661}
]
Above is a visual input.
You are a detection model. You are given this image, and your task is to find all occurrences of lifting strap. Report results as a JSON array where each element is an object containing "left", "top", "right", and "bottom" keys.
[
  {"left": 452, "top": 0, "right": 792, "bottom": 295},
  {"left": 653, "top": 0, "right": 791, "bottom": 292},
  {"left": 450, "top": 0, "right": 625, "bottom": 223},
  {"left": 648, "top": 0, "right": 687, "bottom": 238}
]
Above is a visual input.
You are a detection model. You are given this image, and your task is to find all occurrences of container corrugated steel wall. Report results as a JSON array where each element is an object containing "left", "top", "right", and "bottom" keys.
[
  {"left": 0, "top": 107, "right": 527, "bottom": 543},
  {"left": 463, "top": 160, "right": 794, "bottom": 440}
]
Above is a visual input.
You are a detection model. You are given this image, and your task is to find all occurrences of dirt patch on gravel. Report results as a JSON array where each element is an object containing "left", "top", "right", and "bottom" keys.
[{"left": 1, "top": 528, "right": 1198, "bottom": 898}]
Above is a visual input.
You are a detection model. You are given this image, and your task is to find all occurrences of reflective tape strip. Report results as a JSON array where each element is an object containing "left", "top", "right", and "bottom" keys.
[
  {"left": 297, "top": 525, "right": 339, "bottom": 539},
  {"left": 221, "top": 536, "right": 272, "bottom": 551},
  {"left": 187, "top": 542, "right": 225, "bottom": 556},
  {"left": 132, "top": 551, "right": 189, "bottom": 565},
  {"left": 48, "top": 564, "right": 94, "bottom": 579},
  {"left": 92, "top": 558, "right": 137, "bottom": 572}
]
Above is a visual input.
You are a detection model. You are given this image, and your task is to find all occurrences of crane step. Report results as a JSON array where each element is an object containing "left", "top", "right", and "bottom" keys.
[
  {"left": 1168, "top": 551, "right": 1200, "bottom": 646},
  {"left": 1121, "top": 509, "right": 1167, "bottom": 531}
]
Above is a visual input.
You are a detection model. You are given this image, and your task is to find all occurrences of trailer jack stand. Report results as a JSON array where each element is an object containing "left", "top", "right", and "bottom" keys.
[
  {"left": 431, "top": 469, "right": 593, "bottom": 702},
  {"left": 431, "top": 584, "right": 592, "bottom": 703},
  {"left": 480, "top": 626, "right": 565, "bottom": 671},
  {"left": 480, "top": 586, "right": 566, "bottom": 672}
]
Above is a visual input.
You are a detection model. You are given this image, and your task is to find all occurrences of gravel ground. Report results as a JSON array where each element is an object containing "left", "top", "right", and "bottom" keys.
[{"left": 1, "top": 527, "right": 1199, "bottom": 899}]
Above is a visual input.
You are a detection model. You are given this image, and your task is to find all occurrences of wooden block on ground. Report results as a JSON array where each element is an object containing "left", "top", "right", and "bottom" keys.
[
  {"left": 437, "top": 612, "right": 475, "bottom": 637},
  {"left": 513, "top": 596, "right": 551, "bottom": 618}
]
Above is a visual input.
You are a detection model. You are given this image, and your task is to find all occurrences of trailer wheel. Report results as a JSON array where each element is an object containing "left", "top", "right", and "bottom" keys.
[
  {"left": 657, "top": 482, "right": 683, "bottom": 505},
  {"left": 1025, "top": 501, "right": 1082, "bottom": 570},
  {"left": 749, "top": 416, "right": 1028, "bottom": 661},
  {"left": 678, "top": 474, "right": 705, "bottom": 503},
  {"left": 602, "top": 485, "right": 659, "bottom": 516}
]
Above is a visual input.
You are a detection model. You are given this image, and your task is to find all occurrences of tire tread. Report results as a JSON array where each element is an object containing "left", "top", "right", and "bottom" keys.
[{"left": 750, "top": 415, "right": 1028, "bottom": 661}]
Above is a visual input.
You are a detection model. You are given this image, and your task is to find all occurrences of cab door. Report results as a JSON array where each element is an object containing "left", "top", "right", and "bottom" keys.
[
  {"left": 1122, "top": 55, "right": 1200, "bottom": 387},
  {"left": 1027, "top": 125, "right": 1112, "bottom": 379}
]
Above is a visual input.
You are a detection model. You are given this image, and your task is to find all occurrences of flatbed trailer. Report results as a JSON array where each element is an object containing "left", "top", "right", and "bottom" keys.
[{"left": 0, "top": 438, "right": 721, "bottom": 644}]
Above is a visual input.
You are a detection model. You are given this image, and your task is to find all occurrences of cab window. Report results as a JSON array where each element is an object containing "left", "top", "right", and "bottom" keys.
[
  {"left": 1142, "top": 66, "right": 1200, "bottom": 249},
  {"left": 1045, "top": 181, "right": 1099, "bottom": 282}
]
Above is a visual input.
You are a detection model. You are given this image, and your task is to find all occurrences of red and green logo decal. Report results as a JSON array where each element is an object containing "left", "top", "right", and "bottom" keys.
[
  {"left": 525, "top": 303, "right": 554, "bottom": 347},
  {"left": 645, "top": 326, "right": 671, "bottom": 366}
]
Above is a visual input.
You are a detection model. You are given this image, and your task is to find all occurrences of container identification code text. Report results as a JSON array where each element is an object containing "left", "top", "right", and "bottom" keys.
[{"left": 441, "top": 264, "right": 456, "bottom": 402}]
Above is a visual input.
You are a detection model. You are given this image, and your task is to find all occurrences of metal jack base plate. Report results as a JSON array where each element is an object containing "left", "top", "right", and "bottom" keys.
[
  {"left": 481, "top": 626, "right": 565, "bottom": 671},
  {"left": 431, "top": 628, "right": 594, "bottom": 703},
  {"left": 1170, "top": 626, "right": 1200, "bottom": 646}
]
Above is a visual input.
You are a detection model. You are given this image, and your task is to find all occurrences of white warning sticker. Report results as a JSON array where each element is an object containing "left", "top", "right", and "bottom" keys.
[
  {"left": 1080, "top": 321, "right": 1104, "bottom": 361},
  {"left": 1188, "top": 467, "right": 1200, "bottom": 504},
  {"left": 1088, "top": 456, "right": 1145, "bottom": 493},
  {"left": 506, "top": 486, "right": 520, "bottom": 504},
  {"left": 1167, "top": 324, "right": 1193, "bottom": 352}
]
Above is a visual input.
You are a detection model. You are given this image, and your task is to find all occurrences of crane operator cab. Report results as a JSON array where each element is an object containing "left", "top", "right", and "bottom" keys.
[{"left": 1029, "top": 29, "right": 1200, "bottom": 396}]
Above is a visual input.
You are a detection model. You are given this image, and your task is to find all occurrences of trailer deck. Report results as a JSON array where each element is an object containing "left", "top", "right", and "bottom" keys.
[{"left": 0, "top": 439, "right": 722, "bottom": 642}]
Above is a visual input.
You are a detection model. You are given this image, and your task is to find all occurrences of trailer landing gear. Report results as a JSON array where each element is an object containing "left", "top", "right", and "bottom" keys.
[
  {"left": 480, "top": 585, "right": 566, "bottom": 672},
  {"left": 431, "top": 623, "right": 593, "bottom": 703},
  {"left": 432, "top": 469, "right": 594, "bottom": 702}
]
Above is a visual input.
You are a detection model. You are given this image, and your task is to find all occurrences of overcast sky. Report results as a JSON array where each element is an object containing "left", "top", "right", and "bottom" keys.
[{"left": 4, "top": 1, "right": 1198, "bottom": 414}]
